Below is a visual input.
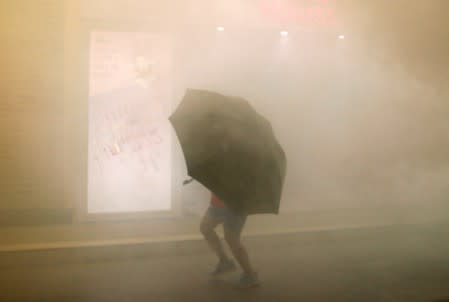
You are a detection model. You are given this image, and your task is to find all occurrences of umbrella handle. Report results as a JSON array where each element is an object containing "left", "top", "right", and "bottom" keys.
[{"left": 183, "top": 178, "right": 194, "bottom": 186}]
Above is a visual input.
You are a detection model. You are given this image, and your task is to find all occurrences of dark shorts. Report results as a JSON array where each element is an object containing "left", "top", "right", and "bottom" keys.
[{"left": 207, "top": 204, "right": 247, "bottom": 236}]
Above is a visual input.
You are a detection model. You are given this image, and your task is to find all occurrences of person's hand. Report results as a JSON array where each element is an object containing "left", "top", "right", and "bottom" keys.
[{"left": 183, "top": 178, "right": 194, "bottom": 185}]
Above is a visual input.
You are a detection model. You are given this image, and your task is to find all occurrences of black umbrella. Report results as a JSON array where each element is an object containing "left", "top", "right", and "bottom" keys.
[{"left": 169, "top": 89, "right": 286, "bottom": 215}]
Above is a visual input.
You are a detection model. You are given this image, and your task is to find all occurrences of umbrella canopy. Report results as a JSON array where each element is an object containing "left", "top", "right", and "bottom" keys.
[{"left": 169, "top": 89, "right": 286, "bottom": 215}]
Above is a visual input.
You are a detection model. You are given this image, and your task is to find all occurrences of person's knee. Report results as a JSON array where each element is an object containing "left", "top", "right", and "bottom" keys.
[
  {"left": 224, "top": 232, "right": 241, "bottom": 248},
  {"left": 200, "top": 221, "right": 212, "bottom": 237}
]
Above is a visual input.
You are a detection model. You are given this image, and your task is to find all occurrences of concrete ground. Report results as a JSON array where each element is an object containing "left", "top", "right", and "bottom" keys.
[
  {"left": 1, "top": 224, "right": 449, "bottom": 302},
  {"left": 2, "top": 205, "right": 448, "bottom": 252}
]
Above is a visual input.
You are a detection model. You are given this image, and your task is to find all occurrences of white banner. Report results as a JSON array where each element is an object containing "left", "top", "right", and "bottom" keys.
[{"left": 88, "top": 32, "right": 172, "bottom": 213}]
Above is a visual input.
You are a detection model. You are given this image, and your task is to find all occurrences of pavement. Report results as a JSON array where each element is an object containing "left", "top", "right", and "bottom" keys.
[
  {"left": 1, "top": 205, "right": 448, "bottom": 252},
  {"left": 1, "top": 223, "right": 448, "bottom": 302}
]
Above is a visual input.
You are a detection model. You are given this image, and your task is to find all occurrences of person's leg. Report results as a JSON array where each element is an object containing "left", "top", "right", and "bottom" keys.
[
  {"left": 224, "top": 216, "right": 260, "bottom": 288},
  {"left": 200, "top": 207, "right": 237, "bottom": 276},
  {"left": 200, "top": 208, "right": 228, "bottom": 262},
  {"left": 223, "top": 215, "right": 256, "bottom": 275}
]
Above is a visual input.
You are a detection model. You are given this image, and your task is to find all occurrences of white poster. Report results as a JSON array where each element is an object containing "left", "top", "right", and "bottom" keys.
[{"left": 88, "top": 32, "right": 172, "bottom": 213}]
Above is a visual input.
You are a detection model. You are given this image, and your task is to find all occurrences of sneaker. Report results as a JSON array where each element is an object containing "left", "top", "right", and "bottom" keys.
[
  {"left": 210, "top": 259, "right": 237, "bottom": 277},
  {"left": 235, "top": 272, "right": 260, "bottom": 289}
]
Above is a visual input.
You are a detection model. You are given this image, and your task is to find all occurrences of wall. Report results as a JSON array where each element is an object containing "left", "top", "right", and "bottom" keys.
[{"left": 0, "top": 1, "right": 69, "bottom": 225}]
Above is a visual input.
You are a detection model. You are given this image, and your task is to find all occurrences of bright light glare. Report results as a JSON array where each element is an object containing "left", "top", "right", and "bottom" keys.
[
  {"left": 338, "top": 34, "right": 345, "bottom": 40},
  {"left": 280, "top": 31, "right": 289, "bottom": 37},
  {"left": 217, "top": 26, "right": 225, "bottom": 32}
]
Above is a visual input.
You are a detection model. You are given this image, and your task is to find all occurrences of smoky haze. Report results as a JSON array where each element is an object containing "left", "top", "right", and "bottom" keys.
[
  {"left": 173, "top": 0, "right": 449, "bottom": 216},
  {"left": 1, "top": 1, "right": 448, "bottom": 301}
]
